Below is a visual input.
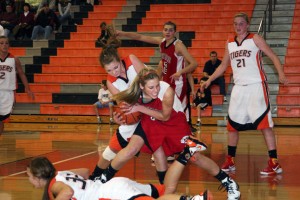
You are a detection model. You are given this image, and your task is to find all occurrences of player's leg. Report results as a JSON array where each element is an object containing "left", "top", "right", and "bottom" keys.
[
  {"left": 260, "top": 128, "right": 282, "bottom": 175},
  {"left": 221, "top": 131, "right": 238, "bottom": 172},
  {"left": 191, "top": 152, "right": 240, "bottom": 200},
  {"left": 100, "top": 135, "right": 145, "bottom": 182},
  {"left": 164, "top": 136, "right": 207, "bottom": 194},
  {"left": 89, "top": 132, "right": 121, "bottom": 180},
  {"left": 152, "top": 146, "right": 168, "bottom": 184}
]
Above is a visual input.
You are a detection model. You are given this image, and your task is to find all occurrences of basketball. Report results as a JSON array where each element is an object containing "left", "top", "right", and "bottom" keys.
[{"left": 114, "top": 102, "right": 142, "bottom": 125}]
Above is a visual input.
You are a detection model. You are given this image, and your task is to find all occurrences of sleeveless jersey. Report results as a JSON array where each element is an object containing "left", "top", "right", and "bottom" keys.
[
  {"left": 0, "top": 53, "right": 16, "bottom": 90},
  {"left": 106, "top": 56, "right": 139, "bottom": 140},
  {"left": 140, "top": 81, "right": 189, "bottom": 156},
  {"left": 228, "top": 33, "right": 267, "bottom": 85},
  {"left": 160, "top": 38, "right": 187, "bottom": 104},
  {"left": 48, "top": 171, "right": 153, "bottom": 200}
]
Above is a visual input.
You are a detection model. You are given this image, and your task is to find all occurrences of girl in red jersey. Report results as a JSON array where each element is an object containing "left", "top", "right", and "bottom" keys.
[
  {"left": 100, "top": 68, "right": 240, "bottom": 199},
  {"left": 90, "top": 37, "right": 169, "bottom": 185},
  {"left": 116, "top": 21, "right": 198, "bottom": 132}
]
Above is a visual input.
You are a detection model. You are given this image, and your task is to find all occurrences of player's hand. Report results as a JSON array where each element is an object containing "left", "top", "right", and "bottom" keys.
[
  {"left": 170, "top": 72, "right": 181, "bottom": 83},
  {"left": 279, "top": 73, "right": 288, "bottom": 85},
  {"left": 27, "top": 90, "right": 35, "bottom": 100},
  {"left": 113, "top": 112, "right": 125, "bottom": 125},
  {"left": 201, "top": 80, "right": 211, "bottom": 90}
]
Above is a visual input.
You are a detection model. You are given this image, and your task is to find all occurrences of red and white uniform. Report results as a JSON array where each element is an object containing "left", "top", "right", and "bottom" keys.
[
  {"left": 107, "top": 56, "right": 139, "bottom": 148},
  {"left": 160, "top": 38, "right": 188, "bottom": 116},
  {"left": 140, "top": 81, "right": 190, "bottom": 156},
  {"left": 48, "top": 171, "right": 164, "bottom": 200},
  {"left": 227, "top": 33, "right": 273, "bottom": 131},
  {"left": 0, "top": 53, "right": 16, "bottom": 116}
]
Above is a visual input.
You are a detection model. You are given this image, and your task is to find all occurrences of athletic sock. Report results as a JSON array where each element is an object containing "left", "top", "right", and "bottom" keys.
[
  {"left": 268, "top": 149, "right": 278, "bottom": 159},
  {"left": 228, "top": 145, "right": 237, "bottom": 157},
  {"left": 214, "top": 169, "right": 228, "bottom": 182},
  {"left": 156, "top": 171, "right": 166, "bottom": 184}
]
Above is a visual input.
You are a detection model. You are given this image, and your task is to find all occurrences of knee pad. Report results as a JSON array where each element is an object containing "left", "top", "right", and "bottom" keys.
[{"left": 102, "top": 147, "right": 116, "bottom": 161}]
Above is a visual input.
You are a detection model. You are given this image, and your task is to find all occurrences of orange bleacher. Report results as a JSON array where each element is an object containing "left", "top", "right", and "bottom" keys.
[
  {"left": 23, "top": 0, "right": 257, "bottom": 117},
  {"left": 277, "top": 1, "right": 300, "bottom": 117},
  {"left": 10, "top": 47, "right": 26, "bottom": 56}
]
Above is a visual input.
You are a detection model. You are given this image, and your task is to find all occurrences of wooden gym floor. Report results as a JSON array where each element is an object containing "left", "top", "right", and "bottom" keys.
[{"left": 0, "top": 122, "right": 299, "bottom": 200}]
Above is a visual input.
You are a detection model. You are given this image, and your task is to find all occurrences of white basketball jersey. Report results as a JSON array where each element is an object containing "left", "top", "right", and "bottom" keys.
[
  {"left": 50, "top": 171, "right": 151, "bottom": 200},
  {"left": 106, "top": 56, "right": 139, "bottom": 140},
  {"left": 228, "top": 33, "right": 267, "bottom": 85},
  {"left": 0, "top": 54, "right": 16, "bottom": 90}
]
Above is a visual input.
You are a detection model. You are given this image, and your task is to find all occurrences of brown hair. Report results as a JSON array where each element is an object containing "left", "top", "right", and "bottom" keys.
[
  {"left": 98, "top": 25, "right": 122, "bottom": 67},
  {"left": 28, "top": 157, "right": 56, "bottom": 200}
]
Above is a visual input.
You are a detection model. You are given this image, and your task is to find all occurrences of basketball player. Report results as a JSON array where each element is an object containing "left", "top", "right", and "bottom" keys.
[
  {"left": 27, "top": 144, "right": 213, "bottom": 200},
  {"left": 101, "top": 68, "right": 240, "bottom": 200},
  {"left": 90, "top": 38, "right": 170, "bottom": 185},
  {"left": 0, "top": 36, "right": 34, "bottom": 134},
  {"left": 116, "top": 21, "right": 198, "bottom": 132},
  {"left": 202, "top": 12, "right": 288, "bottom": 175}
]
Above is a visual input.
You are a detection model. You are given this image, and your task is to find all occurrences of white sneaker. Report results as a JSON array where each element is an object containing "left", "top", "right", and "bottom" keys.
[{"left": 220, "top": 177, "right": 240, "bottom": 200}]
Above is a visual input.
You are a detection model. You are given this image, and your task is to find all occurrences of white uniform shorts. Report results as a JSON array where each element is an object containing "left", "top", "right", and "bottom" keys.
[
  {"left": 227, "top": 82, "right": 274, "bottom": 131},
  {"left": 0, "top": 90, "right": 14, "bottom": 116}
]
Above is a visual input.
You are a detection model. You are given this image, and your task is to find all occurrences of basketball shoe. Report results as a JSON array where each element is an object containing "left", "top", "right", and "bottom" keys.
[
  {"left": 181, "top": 136, "right": 207, "bottom": 154},
  {"left": 219, "top": 177, "right": 240, "bottom": 200},
  {"left": 221, "top": 156, "right": 236, "bottom": 172},
  {"left": 260, "top": 158, "right": 283, "bottom": 175}
]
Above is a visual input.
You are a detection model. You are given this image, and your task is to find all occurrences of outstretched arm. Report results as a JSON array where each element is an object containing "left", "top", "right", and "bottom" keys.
[{"left": 116, "top": 30, "right": 162, "bottom": 45}]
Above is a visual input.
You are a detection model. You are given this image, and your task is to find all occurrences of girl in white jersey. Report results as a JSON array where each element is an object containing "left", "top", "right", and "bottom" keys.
[
  {"left": 0, "top": 36, "right": 34, "bottom": 134},
  {"left": 89, "top": 37, "right": 170, "bottom": 185},
  {"left": 202, "top": 12, "right": 288, "bottom": 176},
  {"left": 27, "top": 156, "right": 212, "bottom": 199}
]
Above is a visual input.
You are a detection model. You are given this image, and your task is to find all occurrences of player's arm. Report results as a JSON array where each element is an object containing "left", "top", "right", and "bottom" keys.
[
  {"left": 203, "top": 42, "right": 230, "bottom": 89},
  {"left": 129, "top": 54, "right": 146, "bottom": 73},
  {"left": 187, "top": 73, "right": 195, "bottom": 99},
  {"left": 178, "top": 41, "right": 198, "bottom": 74},
  {"left": 107, "top": 80, "right": 120, "bottom": 95},
  {"left": 133, "top": 87, "right": 174, "bottom": 121},
  {"left": 253, "top": 34, "right": 288, "bottom": 84},
  {"left": 15, "top": 57, "right": 34, "bottom": 99},
  {"left": 156, "top": 60, "right": 163, "bottom": 79},
  {"left": 116, "top": 30, "right": 162, "bottom": 45},
  {"left": 170, "top": 41, "right": 198, "bottom": 81},
  {"left": 51, "top": 182, "right": 74, "bottom": 200}
]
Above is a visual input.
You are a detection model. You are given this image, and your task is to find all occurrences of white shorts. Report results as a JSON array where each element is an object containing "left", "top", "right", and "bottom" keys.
[
  {"left": 227, "top": 82, "right": 273, "bottom": 131},
  {"left": 0, "top": 90, "right": 14, "bottom": 116}
]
